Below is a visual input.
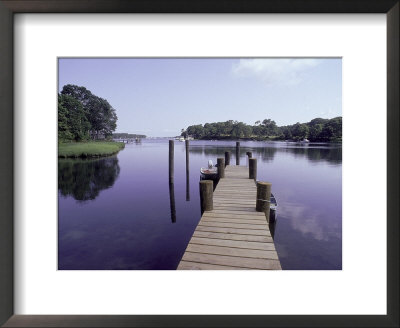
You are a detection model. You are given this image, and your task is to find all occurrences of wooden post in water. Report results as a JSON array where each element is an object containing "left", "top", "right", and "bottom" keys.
[
  {"left": 169, "top": 140, "right": 174, "bottom": 183},
  {"left": 256, "top": 181, "right": 272, "bottom": 223},
  {"left": 236, "top": 141, "right": 240, "bottom": 165},
  {"left": 224, "top": 151, "right": 231, "bottom": 167},
  {"left": 217, "top": 158, "right": 225, "bottom": 178},
  {"left": 199, "top": 180, "right": 213, "bottom": 212},
  {"left": 185, "top": 140, "right": 190, "bottom": 201},
  {"left": 249, "top": 158, "right": 257, "bottom": 180},
  {"left": 185, "top": 140, "right": 189, "bottom": 166}
]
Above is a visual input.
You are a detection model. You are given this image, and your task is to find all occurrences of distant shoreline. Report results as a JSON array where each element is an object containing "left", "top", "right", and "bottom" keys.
[{"left": 183, "top": 137, "right": 342, "bottom": 143}]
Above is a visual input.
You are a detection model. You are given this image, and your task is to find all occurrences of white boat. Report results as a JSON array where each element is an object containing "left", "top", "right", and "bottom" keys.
[
  {"left": 200, "top": 160, "right": 218, "bottom": 180},
  {"left": 269, "top": 193, "right": 277, "bottom": 221},
  {"left": 300, "top": 138, "right": 310, "bottom": 143},
  {"left": 179, "top": 137, "right": 185, "bottom": 142}
]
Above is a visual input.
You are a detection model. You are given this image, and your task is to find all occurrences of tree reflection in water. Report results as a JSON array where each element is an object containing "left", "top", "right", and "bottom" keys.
[
  {"left": 58, "top": 156, "right": 120, "bottom": 202},
  {"left": 189, "top": 143, "right": 341, "bottom": 165}
]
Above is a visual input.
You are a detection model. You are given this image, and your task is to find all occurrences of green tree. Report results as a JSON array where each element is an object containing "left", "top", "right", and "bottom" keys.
[
  {"left": 291, "top": 122, "right": 309, "bottom": 140},
  {"left": 308, "top": 124, "right": 323, "bottom": 141},
  {"left": 58, "top": 94, "right": 91, "bottom": 141},
  {"left": 231, "top": 122, "right": 252, "bottom": 138},
  {"left": 60, "top": 84, "right": 118, "bottom": 139},
  {"left": 204, "top": 123, "right": 218, "bottom": 138},
  {"left": 187, "top": 124, "right": 204, "bottom": 139},
  {"left": 309, "top": 118, "right": 329, "bottom": 126},
  {"left": 58, "top": 99, "right": 74, "bottom": 141},
  {"left": 320, "top": 125, "right": 334, "bottom": 141},
  {"left": 261, "top": 119, "right": 278, "bottom": 136}
]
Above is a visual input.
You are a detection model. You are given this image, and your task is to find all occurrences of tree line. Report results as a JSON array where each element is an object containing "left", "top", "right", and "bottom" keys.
[
  {"left": 181, "top": 117, "right": 342, "bottom": 142},
  {"left": 58, "top": 84, "right": 118, "bottom": 142}
]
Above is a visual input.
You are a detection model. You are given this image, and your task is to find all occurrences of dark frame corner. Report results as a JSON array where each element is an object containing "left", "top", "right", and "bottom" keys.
[{"left": 1, "top": 0, "right": 398, "bottom": 327}]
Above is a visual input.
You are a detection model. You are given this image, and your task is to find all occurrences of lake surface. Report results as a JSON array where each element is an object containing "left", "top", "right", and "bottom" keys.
[{"left": 58, "top": 140, "right": 342, "bottom": 270}]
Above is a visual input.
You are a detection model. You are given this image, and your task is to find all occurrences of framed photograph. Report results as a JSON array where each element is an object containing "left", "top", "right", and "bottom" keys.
[{"left": 0, "top": 0, "right": 398, "bottom": 327}]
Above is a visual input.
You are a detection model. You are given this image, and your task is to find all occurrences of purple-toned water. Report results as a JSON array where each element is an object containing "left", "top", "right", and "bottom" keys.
[{"left": 58, "top": 140, "right": 342, "bottom": 270}]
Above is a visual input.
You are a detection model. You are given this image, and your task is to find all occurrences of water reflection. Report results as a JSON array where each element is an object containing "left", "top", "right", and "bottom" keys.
[
  {"left": 253, "top": 147, "right": 277, "bottom": 162},
  {"left": 169, "top": 181, "right": 176, "bottom": 223},
  {"left": 58, "top": 140, "right": 342, "bottom": 270},
  {"left": 186, "top": 167, "right": 190, "bottom": 201},
  {"left": 189, "top": 144, "right": 341, "bottom": 165},
  {"left": 58, "top": 156, "right": 120, "bottom": 202},
  {"left": 306, "top": 147, "right": 342, "bottom": 164},
  {"left": 269, "top": 220, "right": 276, "bottom": 240}
]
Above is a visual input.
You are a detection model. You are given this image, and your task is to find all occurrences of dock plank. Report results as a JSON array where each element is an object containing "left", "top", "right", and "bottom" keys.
[
  {"left": 196, "top": 225, "right": 272, "bottom": 236},
  {"left": 186, "top": 244, "right": 279, "bottom": 260},
  {"left": 189, "top": 236, "right": 276, "bottom": 250},
  {"left": 198, "top": 221, "right": 269, "bottom": 230},
  {"left": 180, "top": 252, "right": 281, "bottom": 270},
  {"left": 202, "top": 213, "right": 266, "bottom": 220},
  {"left": 200, "top": 217, "right": 268, "bottom": 225},
  {"left": 192, "top": 230, "right": 273, "bottom": 242},
  {"left": 178, "top": 261, "right": 248, "bottom": 270}
]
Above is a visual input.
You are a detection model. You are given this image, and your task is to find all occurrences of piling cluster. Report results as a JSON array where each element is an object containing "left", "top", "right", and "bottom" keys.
[
  {"left": 169, "top": 140, "right": 273, "bottom": 222},
  {"left": 195, "top": 141, "right": 273, "bottom": 223}
]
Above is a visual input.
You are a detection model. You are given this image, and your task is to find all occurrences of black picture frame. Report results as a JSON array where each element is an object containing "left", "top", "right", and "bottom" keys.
[{"left": 0, "top": 1, "right": 398, "bottom": 327}]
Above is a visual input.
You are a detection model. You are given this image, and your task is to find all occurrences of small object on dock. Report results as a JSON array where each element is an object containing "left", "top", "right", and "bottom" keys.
[
  {"left": 236, "top": 142, "right": 240, "bottom": 165},
  {"left": 249, "top": 158, "right": 257, "bottom": 180},
  {"left": 256, "top": 181, "right": 272, "bottom": 223},
  {"left": 169, "top": 140, "right": 174, "bottom": 182},
  {"left": 199, "top": 180, "right": 213, "bottom": 212},
  {"left": 217, "top": 158, "right": 225, "bottom": 179},
  {"left": 224, "top": 151, "right": 231, "bottom": 166}
]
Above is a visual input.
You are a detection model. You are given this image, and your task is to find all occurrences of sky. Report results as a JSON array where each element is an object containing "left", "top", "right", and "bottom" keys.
[{"left": 58, "top": 58, "right": 342, "bottom": 137}]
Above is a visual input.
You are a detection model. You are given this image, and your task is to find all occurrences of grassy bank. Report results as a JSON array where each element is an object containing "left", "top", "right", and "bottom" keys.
[{"left": 58, "top": 141, "right": 125, "bottom": 158}]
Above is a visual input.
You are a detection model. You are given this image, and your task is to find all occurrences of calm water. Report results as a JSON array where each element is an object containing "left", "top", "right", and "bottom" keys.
[{"left": 58, "top": 140, "right": 342, "bottom": 270}]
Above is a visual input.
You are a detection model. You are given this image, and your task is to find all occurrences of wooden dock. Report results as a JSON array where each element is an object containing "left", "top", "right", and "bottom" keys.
[{"left": 178, "top": 165, "right": 281, "bottom": 270}]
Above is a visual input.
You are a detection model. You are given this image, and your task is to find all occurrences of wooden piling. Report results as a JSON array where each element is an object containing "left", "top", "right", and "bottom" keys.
[
  {"left": 236, "top": 141, "right": 240, "bottom": 165},
  {"left": 169, "top": 140, "right": 174, "bottom": 182},
  {"left": 185, "top": 140, "right": 190, "bottom": 201},
  {"left": 256, "top": 181, "right": 272, "bottom": 223},
  {"left": 249, "top": 158, "right": 257, "bottom": 180},
  {"left": 199, "top": 180, "right": 213, "bottom": 212},
  {"left": 224, "top": 151, "right": 231, "bottom": 166},
  {"left": 185, "top": 140, "right": 189, "bottom": 167},
  {"left": 217, "top": 158, "right": 225, "bottom": 179}
]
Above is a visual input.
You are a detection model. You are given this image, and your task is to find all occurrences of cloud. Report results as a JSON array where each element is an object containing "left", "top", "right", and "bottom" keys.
[
  {"left": 279, "top": 202, "right": 328, "bottom": 241},
  {"left": 232, "top": 58, "right": 320, "bottom": 86}
]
